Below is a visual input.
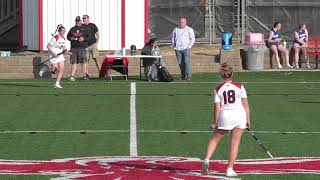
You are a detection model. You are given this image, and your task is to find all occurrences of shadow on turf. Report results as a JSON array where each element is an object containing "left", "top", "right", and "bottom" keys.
[
  {"left": 0, "top": 83, "right": 42, "bottom": 88},
  {"left": 291, "top": 101, "right": 320, "bottom": 104}
]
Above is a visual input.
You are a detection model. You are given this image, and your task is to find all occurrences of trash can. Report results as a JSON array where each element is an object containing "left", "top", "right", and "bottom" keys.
[
  {"left": 244, "top": 33, "right": 266, "bottom": 70},
  {"left": 221, "top": 32, "right": 233, "bottom": 50}
]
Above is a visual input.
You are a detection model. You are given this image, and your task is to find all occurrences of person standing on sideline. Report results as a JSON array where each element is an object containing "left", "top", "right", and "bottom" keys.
[
  {"left": 82, "top": 15, "right": 100, "bottom": 79},
  {"left": 171, "top": 17, "right": 195, "bottom": 80},
  {"left": 67, "top": 16, "right": 90, "bottom": 81},
  {"left": 202, "top": 63, "right": 250, "bottom": 177},
  {"left": 292, "top": 24, "right": 309, "bottom": 68},
  {"left": 47, "top": 25, "right": 68, "bottom": 88}
]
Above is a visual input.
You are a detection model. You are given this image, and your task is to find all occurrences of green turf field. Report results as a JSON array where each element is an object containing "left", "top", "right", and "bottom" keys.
[{"left": 0, "top": 71, "right": 320, "bottom": 179}]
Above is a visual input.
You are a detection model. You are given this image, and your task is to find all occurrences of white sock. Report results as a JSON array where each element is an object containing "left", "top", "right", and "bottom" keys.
[
  {"left": 204, "top": 159, "right": 209, "bottom": 163},
  {"left": 55, "top": 81, "right": 60, "bottom": 85}
]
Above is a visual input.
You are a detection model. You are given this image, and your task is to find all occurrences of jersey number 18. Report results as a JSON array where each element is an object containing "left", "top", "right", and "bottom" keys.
[{"left": 223, "top": 90, "right": 235, "bottom": 104}]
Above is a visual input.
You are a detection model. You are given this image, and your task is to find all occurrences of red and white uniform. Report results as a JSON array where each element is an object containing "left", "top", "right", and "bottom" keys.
[
  {"left": 49, "top": 35, "right": 66, "bottom": 64},
  {"left": 213, "top": 81, "right": 248, "bottom": 130}
]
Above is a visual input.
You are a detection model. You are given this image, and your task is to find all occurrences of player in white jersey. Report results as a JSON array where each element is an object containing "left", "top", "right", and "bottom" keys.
[
  {"left": 47, "top": 25, "right": 68, "bottom": 88},
  {"left": 202, "top": 63, "right": 250, "bottom": 177}
]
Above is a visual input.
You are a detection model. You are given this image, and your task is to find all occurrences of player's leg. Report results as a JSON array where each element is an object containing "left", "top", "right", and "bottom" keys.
[
  {"left": 300, "top": 45, "right": 310, "bottom": 68},
  {"left": 54, "top": 61, "right": 65, "bottom": 88},
  {"left": 293, "top": 43, "right": 301, "bottom": 68},
  {"left": 278, "top": 44, "right": 293, "bottom": 68},
  {"left": 270, "top": 45, "right": 282, "bottom": 68},
  {"left": 69, "top": 49, "right": 77, "bottom": 81},
  {"left": 91, "top": 43, "right": 100, "bottom": 73},
  {"left": 202, "top": 129, "right": 227, "bottom": 175},
  {"left": 80, "top": 49, "right": 88, "bottom": 80},
  {"left": 226, "top": 128, "right": 244, "bottom": 177}
]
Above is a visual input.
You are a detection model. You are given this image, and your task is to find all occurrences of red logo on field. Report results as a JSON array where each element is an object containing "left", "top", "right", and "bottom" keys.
[{"left": 0, "top": 157, "right": 320, "bottom": 179}]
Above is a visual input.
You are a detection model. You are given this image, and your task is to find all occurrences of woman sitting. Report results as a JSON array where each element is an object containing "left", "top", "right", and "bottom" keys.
[
  {"left": 268, "top": 22, "right": 293, "bottom": 69},
  {"left": 292, "top": 24, "right": 309, "bottom": 68},
  {"left": 141, "top": 38, "right": 162, "bottom": 81}
]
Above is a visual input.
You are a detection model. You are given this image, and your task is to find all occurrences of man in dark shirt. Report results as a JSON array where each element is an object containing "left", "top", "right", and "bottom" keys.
[
  {"left": 67, "top": 16, "right": 90, "bottom": 81},
  {"left": 82, "top": 15, "right": 100, "bottom": 79}
]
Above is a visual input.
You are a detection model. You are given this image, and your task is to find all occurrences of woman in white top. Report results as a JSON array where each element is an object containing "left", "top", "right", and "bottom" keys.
[
  {"left": 47, "top": 25, "right": 68, "bottom": 88},
  {"left": 202, "top": 63, "right": 250, "bottom": 177}
]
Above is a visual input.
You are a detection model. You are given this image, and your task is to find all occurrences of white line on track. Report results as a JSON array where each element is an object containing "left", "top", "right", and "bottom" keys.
[
  {"left": 130, "top": 82, "right": 138, "bottom": 157},
  {"left": 0, "top": 130, "right": 320, "bottom": 134}
]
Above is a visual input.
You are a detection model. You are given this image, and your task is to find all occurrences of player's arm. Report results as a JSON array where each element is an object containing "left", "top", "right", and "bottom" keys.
[
  {"left": 211, "top": 90, "right": 221, "bottom": 129},
  {"left": 242, "top": 98, "right": 250, "bottom": 128},
  {"left": 212, "top": 103, "right": 221, "bottom": 129},
  {"left": 47, "top": 39, "right": 57, "bottom": 57},
  {"left": 267, "top": 31, "right": 274, "bottom": 44}
]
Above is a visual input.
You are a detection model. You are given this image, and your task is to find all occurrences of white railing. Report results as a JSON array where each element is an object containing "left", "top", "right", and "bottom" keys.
[{"left": 0, "top": 0, "right": 19, "bottom": 24}]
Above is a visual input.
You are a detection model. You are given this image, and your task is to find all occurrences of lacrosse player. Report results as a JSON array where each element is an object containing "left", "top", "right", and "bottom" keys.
[
  {"left": 47, "top": 25, "right": 68, "bottom": 88},
  {"left": 202, "top": 63, "right": 250, "bottom": 177}
]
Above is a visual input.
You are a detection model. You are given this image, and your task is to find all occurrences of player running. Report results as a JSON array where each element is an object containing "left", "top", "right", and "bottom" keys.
[
  {"left": 202, "top": 63, "right": 250, "bottom": 177},
  {"left": 47, "top": 25, "right": 68, "bottom": 88}
]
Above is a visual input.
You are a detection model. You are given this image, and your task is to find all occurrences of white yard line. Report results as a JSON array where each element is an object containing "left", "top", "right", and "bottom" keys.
[
  {"left": 0, "top": 129, "right": 320, "bottom": 134},
  {"left": 130, "top": 82, "right": 138, "bottom": 156}
]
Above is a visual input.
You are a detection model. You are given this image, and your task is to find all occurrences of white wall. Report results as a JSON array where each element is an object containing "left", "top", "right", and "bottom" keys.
[
  {"left": 22, "top": 0, "right": 39, "bottom": 50},
  {"left": 125, "top": 0, "right": 145, "bottom": 49},
  {"left": 42, "top": 0, "right": 122, "bottom": 50}
]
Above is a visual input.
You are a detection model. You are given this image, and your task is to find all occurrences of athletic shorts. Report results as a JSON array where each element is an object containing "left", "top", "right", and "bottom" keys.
[
  {"left": 50, "top": 54, "right": 65, "bottom": 64},
  {"left": 70, "top": 48, "right": 87, "bottom": 64},
  {"left": 86, "top": 43, "right": 99, "bottom": 60},
  {"left": 217, "top": 109, "right": 247, "bottom": 130}
]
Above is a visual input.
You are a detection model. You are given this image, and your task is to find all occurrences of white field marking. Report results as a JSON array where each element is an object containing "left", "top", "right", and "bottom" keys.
[
  {"left": 0, "top": 130, "right": 320, "bottom": 134},
  {"left": 1, "top": 81, "right": 320, "bottom": 84},
  {"left": 130, "top": 82, "right": 138, "bottom": 157}
]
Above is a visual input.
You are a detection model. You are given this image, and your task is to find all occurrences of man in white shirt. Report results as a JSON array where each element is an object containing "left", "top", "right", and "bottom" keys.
[{"left": 171, "top": 17, "right": 195, "bottom": 80}]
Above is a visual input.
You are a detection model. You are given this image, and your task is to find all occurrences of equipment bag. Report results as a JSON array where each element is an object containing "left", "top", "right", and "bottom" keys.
[{"left": 158, "top": 66, "right": 173, "bottom": 82}]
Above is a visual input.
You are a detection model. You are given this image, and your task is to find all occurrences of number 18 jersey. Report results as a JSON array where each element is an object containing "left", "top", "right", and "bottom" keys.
[{"left": 213, "top": 81, "right": 247, "bottom": 111}]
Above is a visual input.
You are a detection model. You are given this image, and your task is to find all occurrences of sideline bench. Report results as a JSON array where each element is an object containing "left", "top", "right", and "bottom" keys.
[{"left": 307, "top": 38, "right": 320, "bottom": 69}]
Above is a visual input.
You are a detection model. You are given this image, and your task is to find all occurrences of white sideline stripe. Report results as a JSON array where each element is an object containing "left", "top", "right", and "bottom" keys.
[
  {"left": 0, "top": 130, "right": 320, "bottom": 134},
  {"left": 1, "top": 81, "right": 320, "bottom": 84},
  {"left": 130, "top": 82, "right": 138, "bottom": 157}
]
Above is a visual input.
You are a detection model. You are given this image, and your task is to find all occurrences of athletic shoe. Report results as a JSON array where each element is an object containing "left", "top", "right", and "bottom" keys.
[
  {"left": 69, "top": 76, "right": 75, "bottom": 81},
  {"left": 286, "top": 64, "right": 293, "bottom": 68},
  {"left": 83, "top": 76, "right": 89, "bottom": 80},
  {"left": 186, "top": 77, "right": 192, "bottom": 81},
  {"left": 202, "top": 159, "right": 210, "bottom": 175},
  {"left": 53, "top": 84, "right": 63, "bottom": 89},
  {"left": 306, "top": 64, "right": 311, "bottom": 69},
  {"left": 226, "top": 168, "right": 238, "bottom": 177},
  {"left": 278, "top": 64, "right": 283, "bottom": 69},
  {"left": 295, "top": 64, "right": 299, "bottom": 69},
  {"left": 39, "top": 69, "right": 44, "bottom": 77},
  {"left": 86, "top": 73, "right": 90, "bottom": 79}
]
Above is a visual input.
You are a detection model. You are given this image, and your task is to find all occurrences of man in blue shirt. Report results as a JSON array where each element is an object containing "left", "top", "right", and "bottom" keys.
[{"left": 171, "top": 17, "right": 195, "bottom": 80}]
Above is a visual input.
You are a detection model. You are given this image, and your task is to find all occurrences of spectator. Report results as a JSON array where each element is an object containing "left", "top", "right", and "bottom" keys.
[
  {"left": 67, "top": 16, "right": 90, "bottom": 81},
  {"left": 82, "top": 15, "right": 100, "bottom": 79},
  {"left": 141, "top": 38, "right": 162, "bottom": 81},
  {"left": 171, "top": 17, "right": 195, "bottom": 80},
  {"left": 202, "top": 63, "right": 250, "bottom": 177},
  {"left": 46, "top": 25, "right": 68, "bottom": 88},
  {"left": 267, "top": 22, "right": 293, "bottom": 69},
  {"left": 292, "top": 24, "right": 309, "bottom": 68}
]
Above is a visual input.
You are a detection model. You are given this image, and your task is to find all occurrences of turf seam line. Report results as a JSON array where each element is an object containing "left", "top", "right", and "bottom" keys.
[{"left": 130, "top": 82, "right": 138, "bottom": 157}]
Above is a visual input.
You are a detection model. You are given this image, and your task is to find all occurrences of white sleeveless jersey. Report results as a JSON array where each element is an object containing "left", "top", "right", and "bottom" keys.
[
  {"left": 213, "top": 81, "right": 247, "bottom": 111},
  {"left": 49, "top": 35, "right": 66, "bottom": 56}
]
